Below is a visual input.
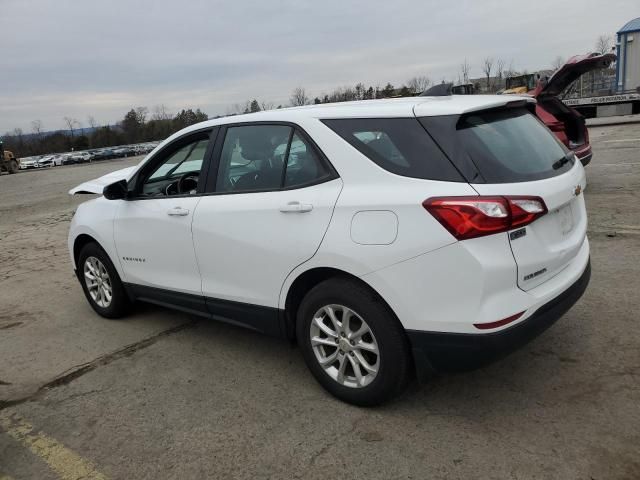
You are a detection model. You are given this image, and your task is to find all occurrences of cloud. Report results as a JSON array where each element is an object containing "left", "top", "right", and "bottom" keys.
[{"left": 0, "top": 0, "right": 634, "bottom": 132}]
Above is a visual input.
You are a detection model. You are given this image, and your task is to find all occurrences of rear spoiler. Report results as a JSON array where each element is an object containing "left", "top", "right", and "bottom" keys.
[{"left": 414, "top": 96, "right": 536, "bottom": 118}]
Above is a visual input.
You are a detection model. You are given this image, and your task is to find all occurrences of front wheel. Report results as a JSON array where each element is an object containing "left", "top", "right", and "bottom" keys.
[
  {"left": 297, "top": 278, "right": 412, "bottom": 406},
  {"left": 78, "top": 242, "right": 132, "bottom": 319},
  {"left": 8, "top": 160, "right": 18, "bottom": 174}
]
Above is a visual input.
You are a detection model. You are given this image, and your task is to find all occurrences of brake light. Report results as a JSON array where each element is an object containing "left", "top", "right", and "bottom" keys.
[{"left": 423, "top": 196, "right": 547, "bottom": 240}]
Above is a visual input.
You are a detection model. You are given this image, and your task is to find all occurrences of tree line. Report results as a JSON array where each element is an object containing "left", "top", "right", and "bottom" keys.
[{"left": 2, "top": 106, "right": 208, "bottom": 158}]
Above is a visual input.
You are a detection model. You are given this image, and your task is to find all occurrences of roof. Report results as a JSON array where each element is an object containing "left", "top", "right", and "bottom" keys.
[
  {"left": 618, "top": 17, "right": 640, "bottom": 34},
  {"left": 159, "top": 95, "right": 535, "bottom": 149},
  {"left": 201, "top": 95, "right": 535, "bottom": 125}
]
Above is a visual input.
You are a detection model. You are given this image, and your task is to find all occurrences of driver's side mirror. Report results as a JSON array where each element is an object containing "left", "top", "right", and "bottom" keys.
[{"left": 103, "top": 179, "right": 128, "bottom": 200}]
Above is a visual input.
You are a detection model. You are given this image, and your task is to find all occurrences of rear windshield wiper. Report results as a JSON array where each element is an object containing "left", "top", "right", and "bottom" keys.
[{"left": 552, "top": 152, "right": 574, "bottom": 170}]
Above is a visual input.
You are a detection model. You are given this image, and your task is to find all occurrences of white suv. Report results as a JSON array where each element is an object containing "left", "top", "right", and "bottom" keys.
[{"left": 68, "top": 96, "right": 590, "bottom": 405}]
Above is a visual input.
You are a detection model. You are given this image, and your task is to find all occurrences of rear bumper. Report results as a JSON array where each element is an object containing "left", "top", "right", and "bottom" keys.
[{"left": 407, "top": 259, "right": 591, "bottom": 376}]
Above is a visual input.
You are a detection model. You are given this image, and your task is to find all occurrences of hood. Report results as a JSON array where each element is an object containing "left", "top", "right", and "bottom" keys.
[
  {"left": 69, "top": 166, "right": 137, "bottom": 195},
  {"left": 534, "top": 52, "right": 616, "bottom": 97}
]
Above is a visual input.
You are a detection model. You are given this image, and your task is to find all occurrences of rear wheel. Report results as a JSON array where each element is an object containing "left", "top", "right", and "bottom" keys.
[
  {"left": 8, "top": 160, "right": 18, "bottom": 174},
  {"left": 78, "top": 242, "right": 132, "bottom": 319},
  {"left": 297, "top": 278, "right": 412, "bottom": 406}
]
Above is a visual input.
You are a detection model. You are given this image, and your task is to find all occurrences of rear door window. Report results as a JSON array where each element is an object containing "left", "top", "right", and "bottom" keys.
[
  {"left": 283, "top": 133, "right": 330, "bottom": 188},
  {"left": 420, "top": 108, "right": 573, "bottom": 183},
  {"left": 214, "top": 125, "right": 334, "bottom": 193},
  {"left": 322, "top": 118, "right": 463, "bottom": 182}
]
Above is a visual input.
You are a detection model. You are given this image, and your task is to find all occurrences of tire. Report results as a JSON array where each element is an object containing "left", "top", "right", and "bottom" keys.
[
  {"left": 8, "top": 160, "right": 18, "bottom": 174},
  {"left": 296, "top": 277, "right": 412, "bottom": 406},
  {"left": 77, "top": 242, "right": 132, "bottom": 319}
]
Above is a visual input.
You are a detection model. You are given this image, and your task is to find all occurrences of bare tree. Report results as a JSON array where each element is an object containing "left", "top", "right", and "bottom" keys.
[
  {"left": 460, "top": 58, "right": 470, "bottom": 84},
  {"left": 290, "top": 87, "right": 309, "bottom": 106},
  {"left": 261, "top": 101, "right": 275, "bottom": 111},
  {"left": 406, "top": 76, "right": 431, "bottom": 94},
  {"left": 63, "top": 116, "right": 79, "bottom": 138},
  {"left": 482, "top": 57, "right": 494, "bottom": 92},
  {"left": 151, "top": 104, "right": 171, "bottom": 121},
  {"left": 595, "top": 35, "right": 614, "bottom": 55},
  {"left": 226, "top": 103, "right": 245, "bottom": 116},
  {"left": 135, "top": 106, "right": 148, "bottom": 125},
  {"left": 496, "top": 58, "right": 506, "bottom": 90},
  {"left": 551, "top": 56, "right": 565, "bottom": 71},
  {"left": 87, "top": 116, "right": 98, "bottom": 129},
  {"left": 504, "top": 59, "right": 519, "bottom": 79},
  {"left": 31, "top": 120, "right": 43, "bottom": 137}
]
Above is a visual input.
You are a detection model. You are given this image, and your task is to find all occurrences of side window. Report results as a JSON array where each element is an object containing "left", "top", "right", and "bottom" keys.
[
  {"left": 140, "top": 133, "right": 210, "bottom": 197},
  {"left": 215, "top": 125, "right": 331, "bottom": 193},
  {"left": 284, "top": 133, "right": 329, "bottom": 188},
  {"left": 322, "top": 118, "right": 463, "bottom": 182},
  {"left": 216, "top": 125, "right": 291, "bottom": 193}
]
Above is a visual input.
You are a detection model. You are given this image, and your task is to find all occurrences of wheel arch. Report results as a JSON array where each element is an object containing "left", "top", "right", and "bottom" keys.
[
  {"left": 72, "top": 232, "right": 120, "bottom": 276},
  {"left": 282, "top": 266, "right": 403, "bottom": 341},
  {"left": 73, "top": 233, "right": 101, "bottom": 267}
]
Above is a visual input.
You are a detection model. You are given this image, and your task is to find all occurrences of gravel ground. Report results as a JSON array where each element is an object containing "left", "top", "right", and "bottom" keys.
[{"left": 0, "top": 126, "right": 639, "bottom": 480}]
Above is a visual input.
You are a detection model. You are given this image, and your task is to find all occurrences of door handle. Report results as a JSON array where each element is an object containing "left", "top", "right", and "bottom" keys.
[
  {"left": 279, "top": 202, "right": 313, "bottom": 213},
  {"left": 167, "top": 206, "right": 190, "bottom": 216}
]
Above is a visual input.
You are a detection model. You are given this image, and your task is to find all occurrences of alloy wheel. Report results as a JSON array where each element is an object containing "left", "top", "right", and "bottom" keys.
[
  {"left": 84, "top": 256, "right": 113, "bottom": 308},
  {"left": 309, "top": 304, "right": 380, "bottom": 388}
]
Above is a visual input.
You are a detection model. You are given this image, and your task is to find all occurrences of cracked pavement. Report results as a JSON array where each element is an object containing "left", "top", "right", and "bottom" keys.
[{"left": 1, "top": 126, "right": 640, "bottom": 479}]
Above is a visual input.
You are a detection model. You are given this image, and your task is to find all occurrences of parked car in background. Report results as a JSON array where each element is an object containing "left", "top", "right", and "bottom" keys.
[
  {"left": 19, "top": 156, "right": 41, "bottom": 169},
  {"left": 38, "top": 155, "right": 64, "bottom": 167},
  {"left": 112, "top": 146, "right": 136, "bottom": 158},
  {"left": 134, "top": 144, "right": 154, "bottom": 155},
  {"left": 37, "top": 156, "right": 54, "bottom": 167},
  {"left": 70, "top": 152, "right": 93, "bottom": 163},
  {"left": 68, "top": 97, "right": 590, "bottom": 406},
  {"left": 529, "top": 52, "right": 617, "bottom": 166},
  {"left": 60, "top": 154, "right": 76, "bottom": 165},
  {"left": 92, "top": 149, "right": 117, "bottom": 161}
]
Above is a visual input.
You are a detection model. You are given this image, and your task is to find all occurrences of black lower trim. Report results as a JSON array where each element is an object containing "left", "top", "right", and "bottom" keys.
[
  {"left": 407, "top": 259, "right": 591, "bottom": 376},
  {"left": 205, "top": 296, "right": 282, "bottom": 337},
  {"left": 128, "top": 284, "right": 209, "bottom": 317},
  {"left": 124, "top": 283, "right": 284, "bottom": 338}
]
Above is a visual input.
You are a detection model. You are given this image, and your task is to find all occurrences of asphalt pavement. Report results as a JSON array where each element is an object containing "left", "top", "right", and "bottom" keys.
[{"left": 1, "top": 126, "right": 639, "bottom": 479}]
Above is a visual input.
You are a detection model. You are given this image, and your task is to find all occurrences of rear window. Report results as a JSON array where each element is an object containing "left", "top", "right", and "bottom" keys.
[
  {"left": 420, "top": 108, "right": 573, "bottom": 183},
  {"left": 322, "top": 118, "right": 464, "bottom": 182}
]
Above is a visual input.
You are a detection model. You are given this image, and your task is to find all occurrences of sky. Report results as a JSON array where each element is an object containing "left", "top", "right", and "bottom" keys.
[{"left": 0, "top": 0, "right": 637, "bottom": 133}]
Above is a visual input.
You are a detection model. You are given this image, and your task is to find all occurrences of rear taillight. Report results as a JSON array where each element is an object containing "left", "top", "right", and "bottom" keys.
[{"left": 423, "top": 196, "right": 547, "bottom": 240}]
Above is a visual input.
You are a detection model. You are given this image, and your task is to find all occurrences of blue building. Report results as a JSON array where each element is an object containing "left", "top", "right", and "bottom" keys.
[{"left": 616, "top": 17, "right": 640, "bottom": 92}]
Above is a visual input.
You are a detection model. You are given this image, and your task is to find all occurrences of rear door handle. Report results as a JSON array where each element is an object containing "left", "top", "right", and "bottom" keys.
[
  {"left": 279, "top": 202, "right": 313, "bottom": 213},
  {"left": 167, "top": 206, "right": 190, "bottom": 216}
]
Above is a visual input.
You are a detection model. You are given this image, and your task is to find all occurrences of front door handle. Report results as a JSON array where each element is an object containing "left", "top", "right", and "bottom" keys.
[
  {"left": 167, "top": 206, "right": 190, "bottom": 216},
  {"left": 279, "top": 202, "right": 313, "bottom": 213}
]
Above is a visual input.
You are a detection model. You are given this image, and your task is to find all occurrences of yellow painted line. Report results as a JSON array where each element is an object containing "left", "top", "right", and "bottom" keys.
[{"left": 0, "top": 411, "right": 106, "bottom": 480}]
